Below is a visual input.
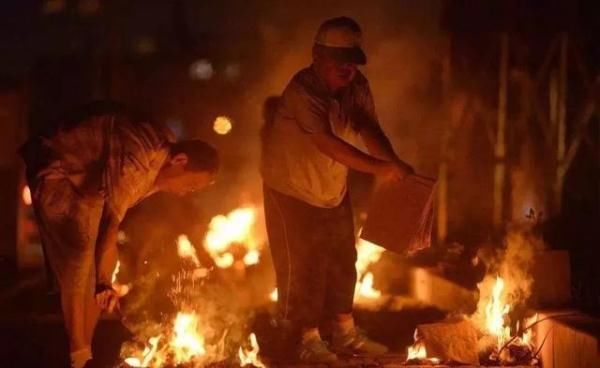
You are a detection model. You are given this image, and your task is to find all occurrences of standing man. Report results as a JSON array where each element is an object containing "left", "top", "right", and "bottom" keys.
[
  {"left": 261, "top": 17, "right": 414, "bottom": 363},
  {"left": 21, "top": 101, "right": 219, "bottom": 368}
]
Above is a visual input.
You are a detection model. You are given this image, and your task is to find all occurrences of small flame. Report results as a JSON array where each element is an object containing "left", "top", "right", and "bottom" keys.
[
  {"left": 354, "top": 238, "right": 385, "bottom": 301},
  {"left": 213, "top": 116, "right": 233, "bottom": 135},
  {"left": 124, "top": 335, "right": 161, "bottom": 367},
  {"left": 269, "top": 288, "right": 278, "bottom": 302},
  {"left": 22, "top": 186, "right": 32, "bottom": 206},
  {"left": 406, "top": 329, "right": 441, "bottom": 364},
  {"left": 407, "top": 341, "right": 427, "bottom": 360},
  {"left": 485, "top": 276, "right": 511, "bottom": 349},
  {"left": 170, "top": 312, "right": 206, "bottom": 364},
  {"left": 238, "top": 333, "right": 265, "bottom": 368},
  {"left": 177, "top": 234, "right": 201, "bottom": 267},
  {"left": 112, "top": 260, "right": 120, "bottom": 284},
  {"left": 111, "top": 259, "right": 131, "bottom": 297},
  {"left": 358, "top": 272, "right": 381, "bottom": 299}
]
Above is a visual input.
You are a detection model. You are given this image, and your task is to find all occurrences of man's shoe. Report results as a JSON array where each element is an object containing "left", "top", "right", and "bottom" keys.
[
  {"left": 332, "top": 328, "right": 389, "bottom": 356},
  {"left": 298, "top": 338, "right": 338, "bottom": 364}
]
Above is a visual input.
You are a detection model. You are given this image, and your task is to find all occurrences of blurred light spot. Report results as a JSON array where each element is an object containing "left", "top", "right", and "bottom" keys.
[
  {"left": 43, "top": 0, "right": 65, "bottom": 14},
  {"left": 224, "top": 63, "right": 241, "bottom": 81},
  {"left": 213, "top": 116, "right": 232, "bottom": 135},
  {"left": 117, "top": 231, "right": 128, "bottom": 245},
  {"left": 135, "top": 37, "right": 157, "bottom": 55},
  {"left": 22, "top": 186, "right": 32, "bottom": 206},
  {"left": 189, "top": 59, "right": 214, "bottom": 80},
  {"left": 243, "top": 249, "right": 260, "bottom": 266}
]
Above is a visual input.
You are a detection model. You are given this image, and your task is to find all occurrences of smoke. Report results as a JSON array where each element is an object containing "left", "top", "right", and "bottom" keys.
[{"left": 471, "top": 230, "right": 545, "bottom": 333}]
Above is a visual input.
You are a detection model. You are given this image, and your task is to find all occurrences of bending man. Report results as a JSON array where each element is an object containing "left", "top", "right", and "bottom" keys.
[{"left": 21, "top": 101, "right": 219, "bottom": 368}]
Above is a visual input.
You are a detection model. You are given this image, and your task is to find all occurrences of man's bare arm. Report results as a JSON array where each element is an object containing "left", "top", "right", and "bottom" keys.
[
  {"left": 310, "top": 131, "right": 394, "bottom": 175},
  {"left": 94, "top": 204, "right": 120, "bottom": 310},
  {"left": 359, "top": 123, "right": 414, "bottom": 174}
]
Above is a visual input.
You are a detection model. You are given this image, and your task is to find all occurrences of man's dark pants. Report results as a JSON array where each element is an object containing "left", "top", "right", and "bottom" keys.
[{"left": 263, "top": 184, "right": 357, "bottom": 332}]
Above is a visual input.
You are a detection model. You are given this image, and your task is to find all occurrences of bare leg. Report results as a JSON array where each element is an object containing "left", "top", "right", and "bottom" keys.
[
  {"left": 84, "top": 290, "right": 101, "bottom": 346},
  {"left": 61, "top": 291, "right": 88, "bottom": 352},
  {"left": 62, "top": 291, "right": 93, "bottom": 368}
]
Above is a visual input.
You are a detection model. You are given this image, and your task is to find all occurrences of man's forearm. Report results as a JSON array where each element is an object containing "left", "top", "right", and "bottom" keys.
[
  {"left": 360, "top": 125, "right": 414, "bottom": 174},
  {"left": 310, "top": 132, "right": 387, "bottom": 174},
  {"left": 360, "top": 124, "right": 398, "bottom": 162}
]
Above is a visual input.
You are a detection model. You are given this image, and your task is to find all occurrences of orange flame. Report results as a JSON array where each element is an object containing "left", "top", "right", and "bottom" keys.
[
  {"left": 354, "top": 238, "right": 385, "bottom": 302},
  {"left": 406, "top": 329, "right": 441, "bottom": 364},
  {"left": 204, "top": 207, "right": 259, "bottom": 269},
  {"left": 170, "top": 312, "right": 207, "bottom": 364},
  {"left": 238, "top": 333, "right": 265, "bottom": 368},
  {"left": 485, "top": 276, "right": 511, "bottom": 349},
  {"left": 124, "top": 335, "right": 161, "bottom": 367},
  {"left": 177, "top": 234, "right": 201, "bottom": 267}
]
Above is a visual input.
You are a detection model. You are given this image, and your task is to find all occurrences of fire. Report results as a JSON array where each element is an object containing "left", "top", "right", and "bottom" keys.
[
  {"left": 124, "top": 336, "right": 161, "bottom": 367},
  {"left": 476, "top": 275, "right": 538, "bottom": 363},
  {"left": 407, "top": 340, "right": 427, "bottom": 360},
  {"left": 111, "top": 259, "right": 131, "bottom": 297},
  {"left": 354, "top": 238, "right": 385, "bottom": 301},
  {"left": 177, "top": 234, "right": 201, "bottom": 267},
  {"left": 112, "top": 260, "right": 121, "bottom": 284},
  {"left": 485, "top": 276, "right": 511, "bottom": 348},
  {"left": 171, "top": 312, "right": 207, "bottom": 364},
  {"left": 238, "top": 333, "right": 266, "bottom": 368},
  {"left": 405, "top": 329, "right": 441, "bottom": 364},
  {"left": 123, "top": 312, "right": 208, "bottom": 367},
  {"left": 243, "top": 249, "right": 260, "bottom": 266},
  {"left": 357, "top": 272, "right": 381, "bottom": 299},
  {"left": 213, "top": 116, "right": 233, "bottom": 135},
  {"left": 269, "top": 288, "right": 278, "bottom": 302},
  {"left": 204, "top": 207, "right": 260, "bottom": 268}
]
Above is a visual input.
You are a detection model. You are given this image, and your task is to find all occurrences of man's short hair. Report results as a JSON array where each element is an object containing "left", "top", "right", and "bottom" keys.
[{"left": 170, "top": 140, "right": 219, "bottom": 173}]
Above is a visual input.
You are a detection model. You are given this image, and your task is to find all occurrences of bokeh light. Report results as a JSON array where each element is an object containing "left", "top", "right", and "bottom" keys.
[
  {"left": 189, "top": 59, "right": 214, "bottom": 81},
  {"left": 213, "top": 116, "right": 232, "bottom": 135}
]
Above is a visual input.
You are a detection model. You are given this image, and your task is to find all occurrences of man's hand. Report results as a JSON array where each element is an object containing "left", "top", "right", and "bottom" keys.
[
  {"left": 378, "top": 160, "right": 415, "bottom": 181},
  {"left": 95, "top": 284, "right": 120, "bottom": 313}
]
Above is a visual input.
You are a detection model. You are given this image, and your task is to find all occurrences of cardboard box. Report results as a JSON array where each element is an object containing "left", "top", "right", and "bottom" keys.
[{"left": 361, "top": 175, "right": 436, "bottom": 255}]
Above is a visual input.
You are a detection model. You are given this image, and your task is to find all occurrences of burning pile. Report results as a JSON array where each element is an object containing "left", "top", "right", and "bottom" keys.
[
  {"left": 405, "top": 230, "right": 543, "bottom": 366},
  {"left": 120, "top": 206, "right": 267, "bottom": 368}
]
